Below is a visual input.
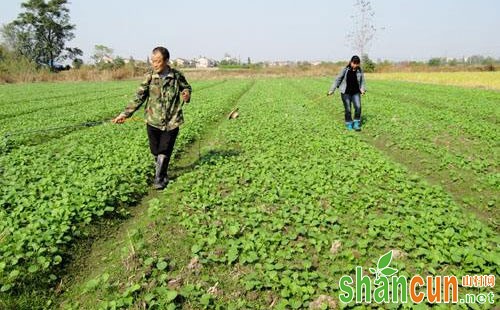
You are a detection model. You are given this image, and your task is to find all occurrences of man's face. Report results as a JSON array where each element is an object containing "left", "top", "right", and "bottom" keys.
[{"left": 151, "top": 52, "right": 168, "bottom": 73}]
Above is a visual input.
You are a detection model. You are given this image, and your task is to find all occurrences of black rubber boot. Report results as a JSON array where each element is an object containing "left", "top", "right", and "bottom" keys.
[{"left": 153, "top": 154, "right": 169, "bottom": 190}]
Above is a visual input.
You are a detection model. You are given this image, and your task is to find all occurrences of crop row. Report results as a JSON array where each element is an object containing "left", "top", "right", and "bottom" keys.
[
  {"left": 0, "top": 86, "right": 129, "bottom": 120},
  {"left": 369, "top": 81, "right": 498, "bottom": 148},
  {"left": 0, "top": 80, "right": 223, "bottom": 152},
  {"left": 0, "top": 79, "right": 253, "bottom": 292},
  {"left": 0, "top": 81, "right": 129, "bottom": 109},
  {"left": 0, "top": 79, "right": 222, "bottom": 108}
]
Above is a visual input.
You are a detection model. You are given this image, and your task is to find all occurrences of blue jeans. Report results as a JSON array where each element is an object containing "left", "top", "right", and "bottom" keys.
[{"left": 341, "top": 93, "right": 361, "bottom": 122}]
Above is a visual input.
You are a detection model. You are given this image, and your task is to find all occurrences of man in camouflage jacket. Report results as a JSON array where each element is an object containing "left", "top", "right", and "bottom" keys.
[{"left": 113, "top": 46, "right": 192, "bottom": 189}]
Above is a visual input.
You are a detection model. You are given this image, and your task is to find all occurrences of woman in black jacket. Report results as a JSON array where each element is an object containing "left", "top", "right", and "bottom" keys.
[{"left": 327, "top": 55, "right": 366, "bottom": 131}]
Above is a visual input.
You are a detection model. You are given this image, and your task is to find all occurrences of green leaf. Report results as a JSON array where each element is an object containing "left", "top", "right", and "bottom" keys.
[
  {"left": 191, "top": 244, "right": 202, "bottom": 254},
  {"left": 101, "top": 273, "right": 109, "bottom": 282},
  {"left": 381, "top": 267, "right": 398, "bottom": 277},
  {"left": 9, "top": 269, "right": 20, "bottom": 279},
  {"left": 53, "top": 255, "right": 62, "bottom": 264},
  {"left": 228, "top": 225, "right": 240, "bottom": 235},
  {"left": 1, "top": 284, "right": 12, "bottom": 292},
  {"left": 157, "top": 261, "right": 168, "bottom": 271},
  {"left": 144, "top": 293, "right": 155, "bottom": 302},
  {"left": 164, "top": 290, "right": 178, "bottom": 302},
  {"left": 451, "top": 254, "right": 461, "bottom": 263},
  {"left": 289, "top": 298, "right": 302, "bottom": 309},
  {"left": 144, "top": 257, "right": 155, "bottom": 266},
  {"left": 84, "top": 279, "right": 99, "bottom": 291},
  {"left": 200, "top": 293, "right": 212, "bottom": 306},
  {"left": 280, "top": 288, "right": 291, "bottom": 298},
  {"left": 377, "top": 251, "right": 393, "bottom": 270},
  {"left": 129, "top": 283, "right": 141, "bottom": 293},
  {"left": 227, "top": 246, "right": 239, "bottom": 264}
]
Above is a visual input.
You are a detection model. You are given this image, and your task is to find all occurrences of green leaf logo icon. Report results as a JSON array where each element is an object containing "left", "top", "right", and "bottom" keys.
[
  {"left": 370, "top": 250, "right": 398, "bottom": 280},
  {"left": 378, "top": 251, "right": 392, "bottom": 269}
]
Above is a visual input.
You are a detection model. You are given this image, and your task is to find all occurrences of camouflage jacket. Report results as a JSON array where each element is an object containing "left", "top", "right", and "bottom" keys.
[{"left": 120, "top": 68, "right": 192, "bottom": 131}]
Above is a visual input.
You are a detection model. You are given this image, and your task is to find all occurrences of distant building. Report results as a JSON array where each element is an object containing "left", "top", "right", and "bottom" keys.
[
  {"left": 195, "top": 56, "right": 216, "bottom": 68},
  {"left": 266, "top": 61, "right": 296, "bottom": 67},
  {"left": 173, "top": 58, "right": 193, "bottom": 67},
  {"left": 101, "top": 55, "right": 114, "bottom": 64},
  {"left": 222, "top": 55, "right": 239, "bottom": 65}
]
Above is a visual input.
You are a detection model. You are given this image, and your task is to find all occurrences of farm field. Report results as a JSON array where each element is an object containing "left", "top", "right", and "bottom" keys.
[
  {"left": 367, "top": 71, "right": 500, "bottom": 90},
  {"left": 0, "top": 77, "right": 498, "bottom": 309}
]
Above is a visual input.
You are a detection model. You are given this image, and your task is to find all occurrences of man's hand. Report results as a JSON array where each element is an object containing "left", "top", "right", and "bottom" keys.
[
  {"left": 327, "top": 90, "right": 334, "bottom": 96},
  {"left": 361, "top": 89, "right": 366, "bottom": 95},
  {"left": 112, "top": 114, "right": 126, "bottom": 124},
  {"left": 181, "top": 89, "right": 191, "bottom": 103}
]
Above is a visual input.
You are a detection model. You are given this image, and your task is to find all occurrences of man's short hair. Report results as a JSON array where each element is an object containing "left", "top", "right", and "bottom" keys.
[{"left": 152, "top": 46, "right": 170, "bottom": 61}]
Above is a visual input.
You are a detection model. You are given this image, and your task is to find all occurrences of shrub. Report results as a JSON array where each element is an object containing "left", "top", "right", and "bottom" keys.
[{"left": 362, "top": 54, "right": 376, "bottom": 72}]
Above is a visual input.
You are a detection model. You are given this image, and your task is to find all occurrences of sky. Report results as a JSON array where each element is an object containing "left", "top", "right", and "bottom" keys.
[{"left": 1, "top": 0, "right": 499, "bottom": 63}]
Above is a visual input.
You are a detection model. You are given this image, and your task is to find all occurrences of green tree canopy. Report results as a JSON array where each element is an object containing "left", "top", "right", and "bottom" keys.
[
  {"left": 91, "top": 44, "right": 113, "bottom": 64},
  {"left": 3, "top": 0, "right": 82, "bottom": 70}
]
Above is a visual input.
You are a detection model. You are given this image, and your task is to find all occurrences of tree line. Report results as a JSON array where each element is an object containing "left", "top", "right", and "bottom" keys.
[{"left": 1, "top": 0, "right": 81, "bottom": 71}]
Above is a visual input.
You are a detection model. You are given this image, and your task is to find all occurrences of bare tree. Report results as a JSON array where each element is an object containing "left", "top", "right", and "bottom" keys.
[{"left": 346, "top": 0, "right": 379, "bottom": 57}]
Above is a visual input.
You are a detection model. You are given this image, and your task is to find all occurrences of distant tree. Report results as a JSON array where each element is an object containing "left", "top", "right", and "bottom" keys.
[
  {"left": 362, "top": 54, "right": 376, "bottom": 72},
  {"left": 247, "top": 57, "right": 251, "bottom": 65},
  {"left": 448, "top": 58, "right": 458, "bottom": 66},
  {"left": 0, "top": 42, "right": 38, "bottom": 78},
  {"left": 467, "top": 55, "right": 484, "bottom": 65},
  {"left": 428, "top": 57, "right": 442, "bottom": 66},
  {"left": 481, "top": 57, "right": 495, "bottom": 71},
  {"left": 66, "top": 47, "right": 82, "bottom": 65},
  {"left": 1, "top": 22, "right": 38, "bottom": 62},
  {"left": 113, "top": 56, "right": 125, "bottom": 68},
  {"left": 4, "top": 0, "right": 82, "bottom": 70},
  {"left": 0, "top": 24, "right": 21, "bottom": 51},
  {"left": 481, "top": 56, "right": 495, "bottom": 66},
  {"left": 91, "top": 44, "right": 113, "bottom": 64},
  {"left": 347, "top": 0, "right": 380, "bottom": 57},
  {"left": 0, "top": 45, "right": 6, "bottom": 61},
  {"left": 71, "top": 58, "right": 83, "bottom": 69}
]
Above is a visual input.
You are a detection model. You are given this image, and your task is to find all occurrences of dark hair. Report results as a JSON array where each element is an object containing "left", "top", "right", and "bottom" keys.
[
  {"left": 347, "top": 55, "right": 361, "bottom": 68},
  {"left": 152, "top": 46, "right": 170, "bottom": 61}
]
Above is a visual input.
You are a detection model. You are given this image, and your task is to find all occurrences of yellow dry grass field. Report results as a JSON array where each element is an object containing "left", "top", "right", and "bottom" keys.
[{"left": 367, "top": 71, "right": 500, "bottom": 90}]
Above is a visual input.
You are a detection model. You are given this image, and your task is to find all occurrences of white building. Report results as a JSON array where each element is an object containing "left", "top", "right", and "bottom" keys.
[
  {"left": 173, "top": 58, "right": 193, "bottom": 67},
  {"left": 195, "top": 57, "right": 216, "bottom": 68}
]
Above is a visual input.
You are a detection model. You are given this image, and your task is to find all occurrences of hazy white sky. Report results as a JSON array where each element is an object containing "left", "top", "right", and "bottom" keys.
[{"left": 1, "top": 0, "right": 499, "bottom": 63}]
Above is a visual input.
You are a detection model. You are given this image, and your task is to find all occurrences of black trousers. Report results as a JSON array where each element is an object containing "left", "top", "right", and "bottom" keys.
[{"left": 146, "top": 124, "right": 179, "bottom": 158}]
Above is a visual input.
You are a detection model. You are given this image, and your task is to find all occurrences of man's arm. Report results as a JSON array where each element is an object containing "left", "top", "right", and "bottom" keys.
[
  {"left": 178, "top": 72, "right": 192, "bottom": 103},
  {"left": 113, "top": 73, "right": 152, "bottom": 123}
]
